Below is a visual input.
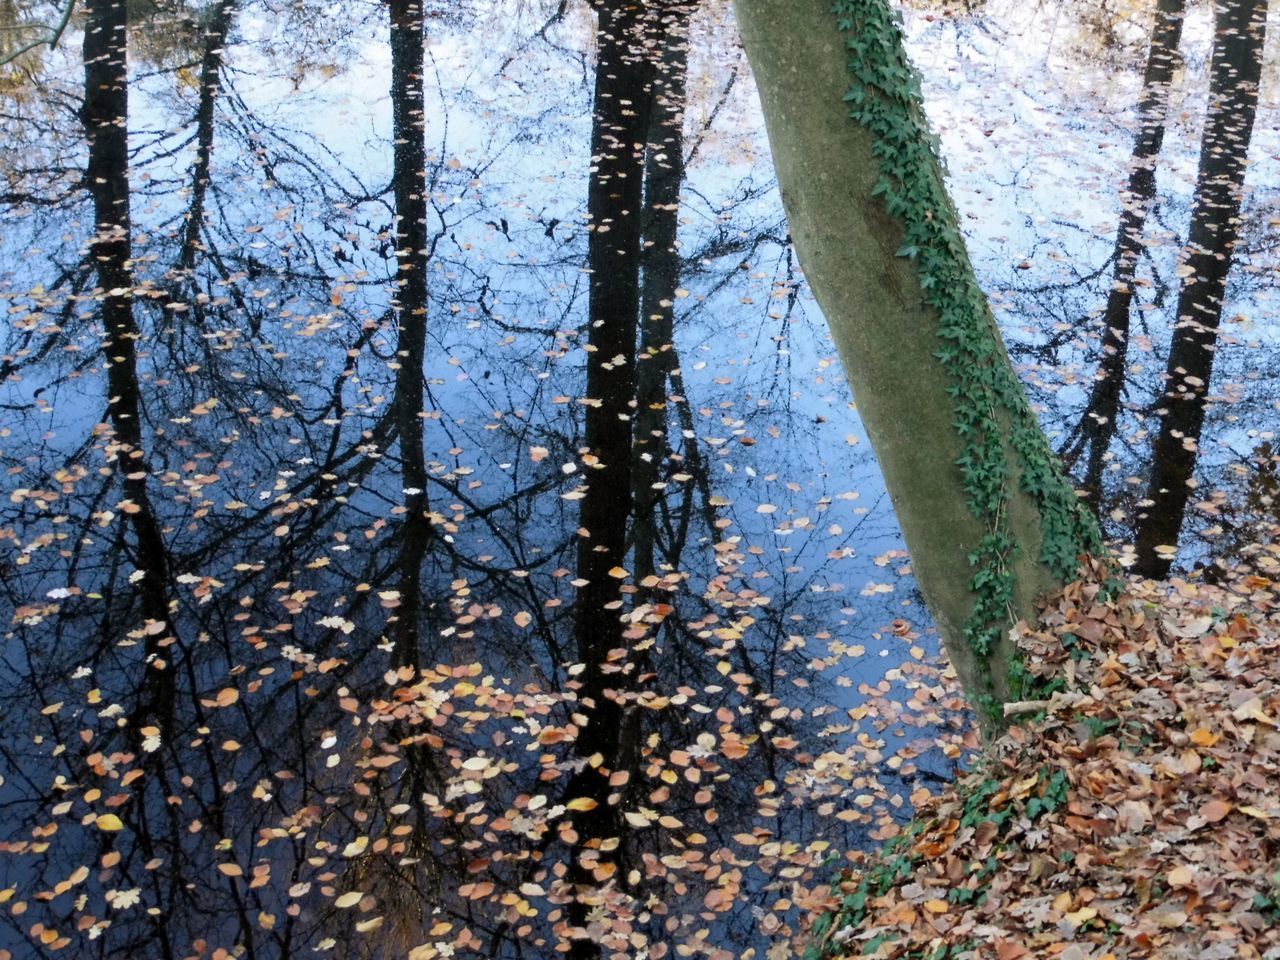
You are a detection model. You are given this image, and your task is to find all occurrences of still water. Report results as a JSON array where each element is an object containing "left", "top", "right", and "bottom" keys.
[{"left": 0, "top": 0, "right": 1276, "bottom": 957}]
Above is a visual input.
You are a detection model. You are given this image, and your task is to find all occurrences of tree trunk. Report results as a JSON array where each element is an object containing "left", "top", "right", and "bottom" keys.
[
  {"left": 565, "top": 1, "right": 653, "bottom": 953},
  {"left": 634, "top": 2, "right": 692, "bottom": 589},
  {"left": 82, "top": 0, "right": 179, "bottom": 733},
  {"left": 573, "top": 0, "right": 652, "bottom": 768},
  {"left": 1069, "top": 0, "right": 1186, "bottom": 512},
  {"left": 388, "top": 0, "right": 432, "bottom": 670},
  {"left": 732, "top": 0, "right": 1099, "bottom": 715},
  {"left": 180, "top": 0, "right": 237, "bottom": 274},
  {"left": 1134, "top": 0, "right": 1267, "bottom": 579}
]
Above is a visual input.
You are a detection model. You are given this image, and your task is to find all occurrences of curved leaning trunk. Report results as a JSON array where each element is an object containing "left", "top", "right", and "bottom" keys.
[
  {"left": 180, "top": 0, "right": 238, "bottom": 274},
  {"left": 732, "top": 0, "right": 1099, "bottom": 715}
]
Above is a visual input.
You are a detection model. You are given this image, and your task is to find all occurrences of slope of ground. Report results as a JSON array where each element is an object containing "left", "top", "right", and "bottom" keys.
[{"left": 810, "top": 559, "right": 1280, "bottom": 960}]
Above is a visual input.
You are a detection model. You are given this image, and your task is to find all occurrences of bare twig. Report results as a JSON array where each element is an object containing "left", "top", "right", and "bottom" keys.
[{"left": 0, "top": 0, "right": 77, "bottom": 67}]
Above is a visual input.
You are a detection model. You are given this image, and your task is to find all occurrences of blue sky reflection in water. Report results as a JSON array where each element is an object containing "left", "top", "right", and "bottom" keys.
[{"left": 0, "top": 0, "right": 1278, "bottom": 957}]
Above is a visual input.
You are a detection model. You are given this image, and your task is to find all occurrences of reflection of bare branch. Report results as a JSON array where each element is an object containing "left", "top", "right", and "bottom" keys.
[
  {"left": 683, "top": 63, "right": 737, "bottom": 170},
  {"left": 496, "top": 0, "right": 569, "bottom": 76},
  {"left": 0, "top": 0, "right": 76, "bottom": 67}
]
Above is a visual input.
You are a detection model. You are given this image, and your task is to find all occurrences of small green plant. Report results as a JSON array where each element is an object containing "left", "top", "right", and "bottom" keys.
[
  {"left": 1080, "top": 713, "right": 1119, "bottom": 739},
  {"left": 1254, "top": 871, "right": 1280, "bottom": 921},
  {"left": 959, "top": 775, "right": 1005, "bottom": 828},
  {"left": 1026, "top": 768, "right": 1069, "bottom": 821}
]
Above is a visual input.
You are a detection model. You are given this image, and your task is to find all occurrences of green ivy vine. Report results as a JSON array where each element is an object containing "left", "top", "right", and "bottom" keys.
[
  {"left": 804, "top": 767, "right": 1070, "bottom": 959},
  {"left": 831, "top": 0, "right": 1100, "bottom": 701}
]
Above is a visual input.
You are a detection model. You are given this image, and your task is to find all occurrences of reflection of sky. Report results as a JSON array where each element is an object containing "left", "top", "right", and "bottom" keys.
[
  {"left": 4, "top": 0, "right": 1278, "bottom": 755},
  {"left": 125, "top": 3, "right": 926, "bottom": 640},
  {"left": 1, "top": 0, "right": 1277, "bottom": 756},
  {"left": 3, "top": 1, "right": 1280, "bottom": 954}
]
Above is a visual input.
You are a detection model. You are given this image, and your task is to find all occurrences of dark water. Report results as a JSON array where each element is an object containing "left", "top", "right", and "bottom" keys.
[{"left": 0, "top": 1, "right": 1276, "bottom": 957}]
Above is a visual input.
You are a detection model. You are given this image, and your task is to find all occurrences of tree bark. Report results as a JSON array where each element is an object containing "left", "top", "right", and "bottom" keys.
[
  {"left": 732, "top": 0, "right": 1098, "bottom": 712},
  {"left": 1134, "top": 0, "right": 1267, "bottom": 579}
]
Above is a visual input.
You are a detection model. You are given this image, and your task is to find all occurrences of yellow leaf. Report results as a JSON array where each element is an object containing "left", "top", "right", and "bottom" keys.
[
  {"left": 923, "top": 899, "right": 948, "bottom": 914},
  {"left": 1239, "top": 805, "right": 1274, "bottom": 820},
  {"left": 96, "top": 814, "right": 124, "bottom": 832},
  {"left": 1190, "top": 728, "right": 1219, "bottom": 747},
  {"left": 1066, "top": 906, "right": 1098, "bottom": 926},
  {"left": 566, "top": 797, "right": 598, "bottom": 812}
]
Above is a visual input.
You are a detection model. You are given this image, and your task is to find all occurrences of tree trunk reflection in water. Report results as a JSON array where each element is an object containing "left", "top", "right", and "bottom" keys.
[
  {"left": 381, "top": 5, "right": 446, "bottom": 937},
  {"left": 1066, "top": 0, "right": 1185, "bottom": 513},
  {"left": 82, "top": 0, "right": 180, "bottom": 734},
  {"left": 389, "top": 0, "right": 432, "bottom": 671},
  {"left": 1135, "top": 0, "right": 1267, "bottom": 578},
  {"left": 567, "top": 1, "right": 654, "bottom": 954},
  {"left": 180, "top": 0, "right": 237, "bottom": 276},
  {"left": 634, "top": 3, "right": 692, "bottom": 590}
]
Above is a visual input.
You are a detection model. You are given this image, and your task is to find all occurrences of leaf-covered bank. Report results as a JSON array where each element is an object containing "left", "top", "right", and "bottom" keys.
[{"left": 807, "top": 560, "right": 1280, "bottom": 959}]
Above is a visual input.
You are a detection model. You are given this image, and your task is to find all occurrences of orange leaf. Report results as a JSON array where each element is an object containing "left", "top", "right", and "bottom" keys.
[
  {"left": 1189, "top": 728, "right": 1220, "bottom": 747},
  {"left": 1201, "top": 799, "right": 1231, "bottom": 823},
  {"left": 995, "top": 942, "right": 1031, "bottom": 960}
]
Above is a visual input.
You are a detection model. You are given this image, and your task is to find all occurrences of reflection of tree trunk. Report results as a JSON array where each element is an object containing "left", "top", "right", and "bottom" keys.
[
  {"left": 1070, "top": 0, "right": 1185, "bottom": 512},
  {"left": 180, "top": 0, "right": 237, "bottom": 274},
  {"left": 82, "top": 0, "right": 178, "bottom": 731},
  {"left": 1134, "top": 0, "right": 1266, "bottom": 579},
  {"left": 388, "top": 0, "right": 431, "bottom": 670},
  {"left": 634, "top": 4, "right": 691, "bottom": 588},
  {"left": 567, "top": 2, "right": 653, "bottom": 955}
]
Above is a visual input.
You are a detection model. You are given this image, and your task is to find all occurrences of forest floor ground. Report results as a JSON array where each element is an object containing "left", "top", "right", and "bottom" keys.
[{"left": 813, "top": 557, "right": 1280, "bottom": 960}]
